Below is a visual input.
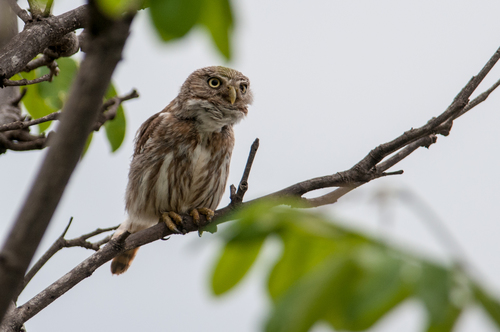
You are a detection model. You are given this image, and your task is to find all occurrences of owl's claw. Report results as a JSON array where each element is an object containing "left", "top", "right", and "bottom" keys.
[
  {"left": 161, "top": 211, "right": 186, "bottom": 234},
  {"left": 190, "top": 208, "right": 215, "bottom": 237}
]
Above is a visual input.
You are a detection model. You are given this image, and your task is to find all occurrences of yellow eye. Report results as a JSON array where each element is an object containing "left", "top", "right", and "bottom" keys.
[
  {"left": 208, "top": 77, "right": 221, "bottom": 88},
  {"left": 240, "top": 83, "right": 247, "bottom": 94}
]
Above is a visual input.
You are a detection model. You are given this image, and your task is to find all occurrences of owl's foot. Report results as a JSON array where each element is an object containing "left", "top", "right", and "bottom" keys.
[
  {"left": 161, "top": 211, "right": 186, "bottom": 234},
  {"left": 190, "top": 208, "right": 215, "bottom": 237}
]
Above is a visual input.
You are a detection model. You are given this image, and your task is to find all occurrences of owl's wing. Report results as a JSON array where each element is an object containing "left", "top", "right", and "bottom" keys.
[{"left": 134, "top": 112, "right": 162, "bottom": 156}]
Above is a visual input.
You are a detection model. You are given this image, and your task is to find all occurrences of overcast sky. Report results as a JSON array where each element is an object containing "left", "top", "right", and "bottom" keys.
[{"left": 2, "top": 1, "right": 500, "bottom": 331}]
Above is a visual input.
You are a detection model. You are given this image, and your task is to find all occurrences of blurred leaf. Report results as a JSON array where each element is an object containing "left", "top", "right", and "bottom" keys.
[
  {"left": 103, "top": 84, "right": 127, "bottom": 152},
  {"left": 20, "top": 70, "right": 56, "bottom": 133},
  {"left": 81, "top": 131, "right": 93, "bottom": 158},
  {"left": 38, "top": 57, "right": 78, "bottom": 110},
  {"left": 266, "top": 256, "right": 356, "bottom": 332},
  {"left": 198, "top": 0, "right": 233, "bottom": 59},
  {"left": 149, "top": 0, "right": 203, "bottom": 41},
  {"left": 417, "top": 264, "right": 456, "bottom": 326},
  {"left": 474, "top": 285, "right": 500, "bottom": 328},
  {"left": 211, "top": 235, "right": 265, "bottom": 295},
  {"left": 268, "top": 227, "right": 342, "bottom": 302},
  {"left": 95, "top": 0, "right": 144, "bottom": 17},
  {"left": 209, "top": 203, "right": 500, "bottom": 332},
  {"left": 322, "top": 246, "right": 411, "bottom": 331}
]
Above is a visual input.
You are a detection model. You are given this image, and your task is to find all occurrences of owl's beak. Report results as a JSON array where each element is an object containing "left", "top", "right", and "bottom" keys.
[{"left": 228, "top": 86, "right": 237, "bottom": 104}]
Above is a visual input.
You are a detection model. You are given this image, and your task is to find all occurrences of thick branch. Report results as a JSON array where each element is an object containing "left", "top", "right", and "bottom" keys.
[
  {"left": 0, "top": 4, "right": 134, "bottom": 324},
  {"left": 0, "top": 5, "right": 87, "bottom": 82}
]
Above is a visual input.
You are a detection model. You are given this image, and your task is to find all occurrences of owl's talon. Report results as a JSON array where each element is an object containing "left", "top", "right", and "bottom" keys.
[
  {"left": 197, "top": 207, "right": 215, "bottom": 221},
  {"left": 161, "top": 212, "right": 182, "bottom": 234},
  {"left": 190, "top": 208, "right": 215, "bottom": 237},
  {"left": 190, "top": 209, "right": 200, "bottom": 227}
]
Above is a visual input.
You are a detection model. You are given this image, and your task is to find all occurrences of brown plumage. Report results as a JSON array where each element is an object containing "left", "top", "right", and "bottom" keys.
[{"left": 111, "top": 66, "right": 252, "bottom": 275}]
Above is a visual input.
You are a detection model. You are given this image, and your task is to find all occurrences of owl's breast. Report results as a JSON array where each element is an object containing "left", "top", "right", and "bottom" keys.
[{"left": 151, "top": 136, "right": 231, "bottom": 214}]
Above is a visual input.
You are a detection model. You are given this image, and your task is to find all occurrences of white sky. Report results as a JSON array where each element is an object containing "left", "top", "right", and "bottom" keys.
[{"left": 2, "top": 0, "right": 500, "bottom": 331}]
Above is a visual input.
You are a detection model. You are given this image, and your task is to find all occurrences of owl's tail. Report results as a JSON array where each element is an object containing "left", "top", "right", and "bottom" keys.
[
  {"left": 111, "top": 248, "right": 139, "bottom": 275},
  {"left": 110, "top": 220, "right": 140, "bottom": 275}
]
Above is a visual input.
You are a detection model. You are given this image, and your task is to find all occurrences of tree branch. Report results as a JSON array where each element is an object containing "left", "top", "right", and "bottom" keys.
[
  {"left": 230, "top": 138, "right": 259, "bottom": 205},
  {"left": 5, "top": 0, "right": 31, "bottom": 23},
  {"left": 15, "top": 218, "right": 118, "bottom": 300},
  {"left": 2, "top": 21, "right": 500, "bottom": 332},
  {"left": 0, "top": 3, "right": 134, "bottom": 325},
  {"left": 0, "top": 5, "right": 87, "bottom": 82}
]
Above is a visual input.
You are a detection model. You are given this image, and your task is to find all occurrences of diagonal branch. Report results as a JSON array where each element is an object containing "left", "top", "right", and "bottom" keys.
[
  {"left": 16, "top": 218, "right": 118, "bottom": 301},
  {"left": 0, "top": 3, "right": 134, "bottom": 325},
  {"left": 3, "top": 36, "right": 500, "bottom": 332}
]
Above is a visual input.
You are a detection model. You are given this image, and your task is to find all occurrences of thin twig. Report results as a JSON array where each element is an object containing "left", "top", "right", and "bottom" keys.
[
  {"left": 18, "top": 218, "right": 118, "bottom": 299},
  {"left": 23, "top": 55, "right": 53, "bottom": 72},
  {"left": 230, "top": 138, "right": 259, "bottom": 205},
  {"left": 94, "top": 89, "right": 139, "bottom": 130},
  {"left": 2, "top": 74, "right": 51, "bottom": 87},
  {"left": 6, "top": 0, "right": 31, "bottom": 23},
  {"left": 0, "top": 111, "right": 60, "bottom": 132},
  {"left": 0, "top": 132, "right": 46, "bottom": 151},
  {"left": 0, "top": 89, "right": 138, "bottom": 136}
]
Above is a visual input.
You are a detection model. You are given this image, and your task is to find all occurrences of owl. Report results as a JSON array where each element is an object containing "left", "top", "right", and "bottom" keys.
[{"left": 110, "top": 66, "right": 252, "bottom": 275}]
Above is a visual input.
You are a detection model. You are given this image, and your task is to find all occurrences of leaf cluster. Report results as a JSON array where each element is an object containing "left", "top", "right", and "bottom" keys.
[
  {"left": 211, "top": 201, "right": 500, "bottom": 332},
  {"left": 16, "top": 57, "right": 126, "bottom": 153},
  {"left": 96, "top": 0, "right": 233, "bottom": 59}
]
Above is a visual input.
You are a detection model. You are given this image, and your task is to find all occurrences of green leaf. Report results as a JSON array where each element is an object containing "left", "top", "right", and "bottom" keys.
[
  {"left": 325, "top": 246, "right": 411, "bottom": 331},
  {"left": 211, "top": 235, "right": 265, "bottom": 295},
  {"left": 149, "top": 0, "right": 203, "bottom": 41},
  {"left": 417, "top": 264, "right": 462, "bottom": 332},
  {"left": 268, "top": 227, "right": 340, "bottom": 302},
  {"left": 81, "top": 131, "right": 93, "bottom": 158},
  {"left": 266, "top": 255, "right": 357, "bottom": 332},
  {"left": 20, "top": 71, "right": 56, "bottom": 133},
  {"left": 473, "top": 284, "right": 500, "bottom": 328},
  {"left": 38, "top": 57, "right": 78, "bottom": 110},
  {"left": 198, "top": 0, "right": 233, "bottom": 59},
  {"left": 103, "top": 84, "right": 127, "bottom": 152},
  {"left": 95, "top": 0, "right": 144, "bottom": 17}
]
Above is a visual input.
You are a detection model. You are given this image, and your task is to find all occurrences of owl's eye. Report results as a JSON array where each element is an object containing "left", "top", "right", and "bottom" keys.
[
  {"left": 240, "top": 83, "right": 248, "bottom": 94},
  {"left": 208, "top": 77, "right": 221, "bottom": 88}
]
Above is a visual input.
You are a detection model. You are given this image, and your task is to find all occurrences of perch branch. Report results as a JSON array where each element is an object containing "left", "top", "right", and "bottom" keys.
[{"left": 4, "top": 30, "right": 500, "bottom": 332}]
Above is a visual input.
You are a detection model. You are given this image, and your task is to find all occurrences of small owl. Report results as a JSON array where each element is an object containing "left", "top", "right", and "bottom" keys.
[{"left": 111, "top": 66, "right": 252, "bottom": 274}]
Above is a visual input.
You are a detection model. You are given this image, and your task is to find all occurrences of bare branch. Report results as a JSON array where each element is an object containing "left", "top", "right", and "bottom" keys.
[
  {"left": 19, "top": 218, "right": 118, "bottom": 299},
  {"left": 0, "top": 132, "right": 46, "bottom": 151},
  {"left": 2, "top": 73, "right": 52, "bottom": 86},
  {"left": 0, "top": 5, "right": 87, "bottom": 82},
  {"left": 93, "top": 89, "right": 139, "bottom": 130},
  {"left": 5, "top": 0, "right": 31, "bottom": 23},
  {"left": 230, "top": 138, "right": 259, "bottom": 205},
  {"left": 0, "top": 111, "right": 60, "bottom": 132}
]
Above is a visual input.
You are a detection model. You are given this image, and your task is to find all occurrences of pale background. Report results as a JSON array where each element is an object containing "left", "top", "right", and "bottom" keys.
[{"left": 1, "top": 0, "right": 500, "bottom": 331}]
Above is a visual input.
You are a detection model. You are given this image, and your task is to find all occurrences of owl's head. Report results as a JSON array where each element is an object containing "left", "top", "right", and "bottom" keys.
[{"left": 176, "top": 66, "right": 252, "bottom": 132}]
